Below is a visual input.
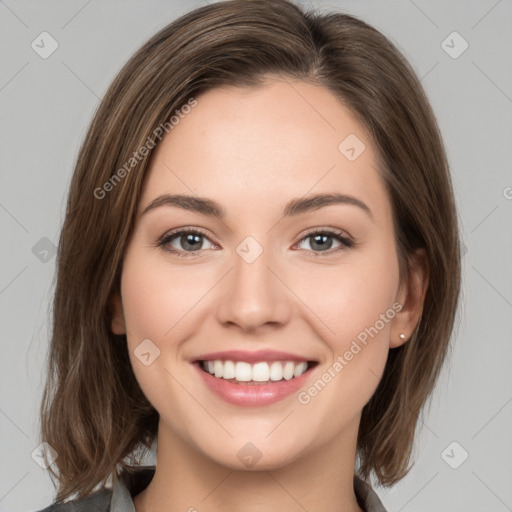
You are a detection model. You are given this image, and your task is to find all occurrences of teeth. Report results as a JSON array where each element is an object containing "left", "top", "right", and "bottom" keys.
[
  {"left": 293, "top": 361, "right": 308, "bottom": 377},
  {"left": 214, "top": 360, "right": 223, "bottom": 378},
  {"left": 201, "top": 360, "right": 310, "bottom": 382},
  {"left": 236, "top": 362, "right": 252, "bottom": 381},
  {"left": 270, "top": 361, "right": 283, "bottom": 381},
  {"left": 223, "top": 360, "right": 235, "bottom": 379},
  {"left": 252, "top": 362, "right": 269, "bottom": 382},
  {"left": 284, "top": 361, "right": 295, "bottom": 380}
]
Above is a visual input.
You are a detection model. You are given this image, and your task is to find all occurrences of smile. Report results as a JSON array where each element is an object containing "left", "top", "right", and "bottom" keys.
[
  {"left": 192, "top": 350, "right": 319, "bottom": 407},
  {"left": 200, "top": 359, "right": 312, "bottom": 384}
]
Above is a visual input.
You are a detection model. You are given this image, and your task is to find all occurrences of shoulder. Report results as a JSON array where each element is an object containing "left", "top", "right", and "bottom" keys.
[
  {"left": 354, "top": 475, "right": 388, "bottom": 512},
  {"left": 31, "top": 465, "right": 155, "bottom": 512},
  {"left": 33, "top": 488, "right": 112, "bottom": 512}
]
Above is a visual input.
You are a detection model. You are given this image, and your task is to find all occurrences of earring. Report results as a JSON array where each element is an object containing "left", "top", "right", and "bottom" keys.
[{"left": 399, "top": 333, "right": 406, "bottom": 340}]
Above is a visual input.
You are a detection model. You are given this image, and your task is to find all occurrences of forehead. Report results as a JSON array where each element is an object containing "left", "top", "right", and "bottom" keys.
[{"left": 139, "top": 79, "right": 390, "bottom": 222}]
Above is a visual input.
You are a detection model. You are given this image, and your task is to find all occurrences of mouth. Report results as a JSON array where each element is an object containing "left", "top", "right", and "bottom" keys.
[
  {"left": 195, "top": 359, "right": 319, "bottom": 385},
  {"left": 191, "top": 349, "right": 319, "bottom": 406}
]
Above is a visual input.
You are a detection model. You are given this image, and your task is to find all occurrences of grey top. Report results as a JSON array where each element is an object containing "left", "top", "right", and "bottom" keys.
[{"left": 37, "top": 466, "right": 387, "bottom": 512}]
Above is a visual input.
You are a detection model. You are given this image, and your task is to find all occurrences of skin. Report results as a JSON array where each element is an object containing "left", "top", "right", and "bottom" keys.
[{"left": 110, "top": 77, "right": 428, "bottom": 512}]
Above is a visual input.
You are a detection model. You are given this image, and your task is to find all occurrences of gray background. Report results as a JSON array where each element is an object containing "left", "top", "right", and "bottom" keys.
[{"left": 1, "top": 0, "right": 511, "bottom": 510}]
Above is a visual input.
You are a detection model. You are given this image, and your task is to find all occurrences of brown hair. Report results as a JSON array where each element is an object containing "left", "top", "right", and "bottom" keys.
[{"left": 40, "top": 0, "right": 461, "bottom": 501}]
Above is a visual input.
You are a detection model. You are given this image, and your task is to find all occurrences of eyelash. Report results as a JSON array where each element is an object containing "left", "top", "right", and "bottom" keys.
[{"left": 156, "top": 227, "right": 355, "bottom": 258}]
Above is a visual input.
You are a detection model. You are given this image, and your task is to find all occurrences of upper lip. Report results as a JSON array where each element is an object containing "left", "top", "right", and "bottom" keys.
[{"left": 193, "top": 350, "right": 315, "bottom": 364}]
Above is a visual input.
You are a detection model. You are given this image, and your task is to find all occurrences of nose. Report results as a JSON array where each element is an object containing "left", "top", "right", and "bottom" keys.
[{"left": 216, "top": 245, "right": 291, "bottom": 332}]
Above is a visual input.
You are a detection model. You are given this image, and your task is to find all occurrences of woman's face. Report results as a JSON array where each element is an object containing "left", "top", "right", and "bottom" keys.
[{"left": 111, "top": 78, "right": 419, "bottom": 470}]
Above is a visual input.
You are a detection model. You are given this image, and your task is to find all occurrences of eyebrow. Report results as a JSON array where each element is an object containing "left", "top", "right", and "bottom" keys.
[{"left": 141, "top": 192, "right": 373, "bottom": 220}]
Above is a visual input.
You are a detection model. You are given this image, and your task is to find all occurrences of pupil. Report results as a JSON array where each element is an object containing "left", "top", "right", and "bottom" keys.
[
  {"left": 311, "top": 234, "right": 332, "bottom": 251},
  {"left": 182, "top": 233, "right": 202, "bottom": 251}
]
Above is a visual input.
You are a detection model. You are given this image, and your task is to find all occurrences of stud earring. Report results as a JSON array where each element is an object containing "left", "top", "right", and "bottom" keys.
[{"left": 399, "top": 333, "right": 406, "bottom": 340}]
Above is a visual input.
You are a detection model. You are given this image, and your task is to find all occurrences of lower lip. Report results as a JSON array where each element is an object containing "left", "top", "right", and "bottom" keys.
[{"left": 194, "top": 362, "right": 315, "bottom": 407}]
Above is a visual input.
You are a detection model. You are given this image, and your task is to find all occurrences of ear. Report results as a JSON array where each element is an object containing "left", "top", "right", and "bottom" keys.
[
  {"left": 109, "top": 293, "right": 126, "bottom": 335},
  {"left": 391, "top": 248, "right": 429, "bottom": 348}
]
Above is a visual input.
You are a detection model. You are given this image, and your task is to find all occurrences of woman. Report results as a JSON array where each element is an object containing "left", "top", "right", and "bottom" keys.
[{"left": 37, "top": 1, "right": 461, "bottom": 511}]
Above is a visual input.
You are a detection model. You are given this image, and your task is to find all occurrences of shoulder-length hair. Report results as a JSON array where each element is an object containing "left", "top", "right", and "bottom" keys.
[{"left": 40, "top": 0, "right": 461, "bottom": 501}]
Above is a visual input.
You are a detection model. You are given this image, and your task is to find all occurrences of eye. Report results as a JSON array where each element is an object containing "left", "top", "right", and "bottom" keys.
[
  {"left": 157, "top": 228, "right": 216, "bottom": 257},
  {"left": 157, "top": 227, "right": 354, "bottom": 258},
  {"left": 296, "top": 229, "right": 354, "bottom": 254}
]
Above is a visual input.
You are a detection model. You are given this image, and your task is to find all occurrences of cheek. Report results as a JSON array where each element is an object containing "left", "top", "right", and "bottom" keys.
[
  {"left": 291, "top": 253, "right": 399, "bottom": 345},
  {"left": 287, "top": 247, "right": 400, "bottom": 406},
  {"left": 119, "top": 250, "right": 197, "bottom": 409},
  {"left": 119, "top": 247, "right": 221, "bottom": 401},
  {"left": 291, "top": 255, "right": 398, "bottom": 419},
  {"left": 121, "top": 266, "right": 169, "bottom": 344},
  {"left": 120, "top": 248, "right": 211, "bottom": 344}
]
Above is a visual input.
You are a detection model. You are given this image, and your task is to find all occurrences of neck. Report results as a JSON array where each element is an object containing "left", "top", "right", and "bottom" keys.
[{"left": 133, "top": 418, "right": 364, "bottom": 512}]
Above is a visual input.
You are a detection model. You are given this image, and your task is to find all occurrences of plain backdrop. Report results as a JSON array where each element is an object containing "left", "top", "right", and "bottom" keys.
[{"left": 1, "top": 0, "right": 511, "bottom": 511}]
